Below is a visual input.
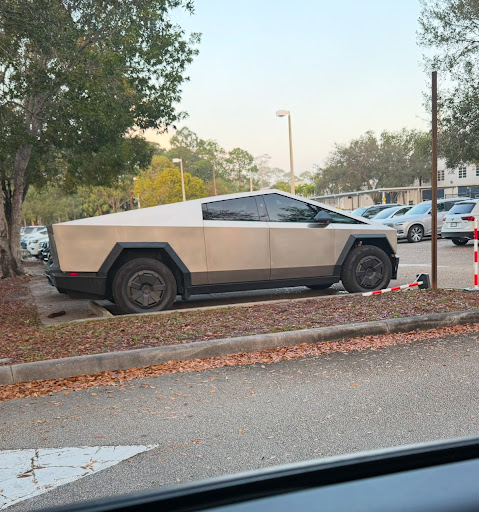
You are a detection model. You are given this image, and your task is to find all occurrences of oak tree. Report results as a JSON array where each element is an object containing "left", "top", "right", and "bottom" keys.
[{"left": 0, "top": 0, "right": 199, "bottom": 277}]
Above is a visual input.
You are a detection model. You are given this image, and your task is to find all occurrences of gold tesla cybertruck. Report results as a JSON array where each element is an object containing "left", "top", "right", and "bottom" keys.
[{"left": 46, "top": 190, "right": 399, "bottom": 314}]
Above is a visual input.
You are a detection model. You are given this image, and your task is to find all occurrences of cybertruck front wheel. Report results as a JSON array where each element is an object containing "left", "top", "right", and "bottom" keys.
[{"left": 341, "top": 245, "right": 392, "bottom": 294}]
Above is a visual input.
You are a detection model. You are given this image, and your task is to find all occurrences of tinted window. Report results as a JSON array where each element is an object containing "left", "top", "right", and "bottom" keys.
[
  {"left": 363, "top": 207, "right": 382, "bottom": 219},
  {"left": 203, "top": 197, "right": 260, "bottom": 221},
  {"left": 444, "top": 201, "right": 460, "bottom": 211},
  {"left": 352, "top": 207, "right": 368, "bottom": 216},
  {"left": 437, "top": 202, "right": 446, "bottom": 212},
  {"left": 264, "top": 194, "right": 318, "bottom": 222},
  {"left": 448, "top": 203, "right": 476, "bottom": 214},
  {"left": 373, "top": 208, "right": 398, "bottom": 220},
  {"left": 393, "top": 207, "right": 410, "bottom": 217},
  {"left": 263, "top": 194, "right": 361, "bottom": 224},
  {"left": 327, "top": 211, "right": 362, "bottom": 224}
]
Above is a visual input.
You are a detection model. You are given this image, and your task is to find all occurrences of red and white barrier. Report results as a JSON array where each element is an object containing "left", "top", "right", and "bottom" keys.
[
  {"left": 474, "top": 217, "right": 478, "bottom": 288},
  {"left": 362, "top": 281, "right": 424, "bottom": 297},
  {"left": 467, "top": 217, "right": 479, "bottom": 291}
]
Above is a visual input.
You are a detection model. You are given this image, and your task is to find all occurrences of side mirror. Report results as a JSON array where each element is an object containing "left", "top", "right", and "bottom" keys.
[{"left": 313, "top": 210, "right": 332, "bottom": 227}]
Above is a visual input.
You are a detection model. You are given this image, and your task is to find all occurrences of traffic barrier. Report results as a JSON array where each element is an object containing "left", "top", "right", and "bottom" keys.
[
  {"left": 465, "top": 217, "right": 479, "bottom": 291},
  {"left": 362, "top": 273, "right": 431, "bottom": 297}
]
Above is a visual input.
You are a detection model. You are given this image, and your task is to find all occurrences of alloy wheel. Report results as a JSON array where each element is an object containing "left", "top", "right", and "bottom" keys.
[
  {"left": 355, "top": 255, "right": 384, "bottom": 289},
  {"left": 127, "top": 270, "right": 167, "bottom": 308}
]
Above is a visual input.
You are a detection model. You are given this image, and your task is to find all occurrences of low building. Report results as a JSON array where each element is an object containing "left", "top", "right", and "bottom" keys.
[{"left": 314, "top": 160, "right": 479, "bottom": 210}]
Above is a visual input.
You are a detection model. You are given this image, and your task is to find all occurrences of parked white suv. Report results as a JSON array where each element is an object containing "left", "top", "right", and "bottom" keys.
[
  {"left": 441, "top": 199, "right": 479, "bottom": 245},
  {"left": 26, "top": 230, "right": 48, "bottom": 257}
]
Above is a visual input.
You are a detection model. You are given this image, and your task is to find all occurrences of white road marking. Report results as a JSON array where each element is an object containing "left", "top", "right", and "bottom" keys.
[
  {"left": 400, "top": 263, "right": 448, "bottom": 267},
  {"left": 0, "top": 445, "right": 157, "bottom": 510}
]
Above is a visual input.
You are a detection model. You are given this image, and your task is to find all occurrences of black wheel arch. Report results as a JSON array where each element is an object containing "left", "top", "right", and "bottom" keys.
[
  {"left": 335, "top": 235, "right": 398, "bottom": 280},
  {"left": 99, "top": 243, "right": 190, "bottom": 300}
]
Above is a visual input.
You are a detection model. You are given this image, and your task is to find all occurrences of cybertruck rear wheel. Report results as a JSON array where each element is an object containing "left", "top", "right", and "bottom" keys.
[
  {"left": 341, "top": 245, "right": 392, "bottom": 294},
  {"left": 112, "top": 258, "right": 177, "bottom": 314}
]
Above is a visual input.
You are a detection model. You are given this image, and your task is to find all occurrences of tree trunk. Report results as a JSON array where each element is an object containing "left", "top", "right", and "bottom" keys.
[{"left": 0, "top": 144, "right": 33, "bottom": 278}]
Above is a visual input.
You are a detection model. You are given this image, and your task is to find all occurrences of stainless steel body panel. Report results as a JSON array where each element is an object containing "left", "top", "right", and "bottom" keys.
[
  {"left": 203, "top": 221, "right": 270, "bottom": 283},
  {"left": 54, "top": 224, "right": 209, "bottom": 284},
  {"left": 268, "top": 222, "right": 334, "bottom": 279}
]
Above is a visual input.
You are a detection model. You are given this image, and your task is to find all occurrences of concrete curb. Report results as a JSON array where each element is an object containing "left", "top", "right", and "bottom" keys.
[
  {"left": 1, "top": 309, "right": 479, "bottom": 386},
  {"left": 89, "top": 300, "right": 113, "bottom": 318}
]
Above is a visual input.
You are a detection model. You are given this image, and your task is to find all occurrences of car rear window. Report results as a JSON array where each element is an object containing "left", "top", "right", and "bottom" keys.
[
  {"left": 203, "top": 197, "right": 260, "bottom": 221},
  {"left": 448, "top": 203, "right": 476, "bottom": 215}
]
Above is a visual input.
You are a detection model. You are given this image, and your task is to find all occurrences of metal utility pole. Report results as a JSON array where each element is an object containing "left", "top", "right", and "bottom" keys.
[
  {"left": 172, "top": 158, "right": 186, "bottom": 202},
  {"left": 212, "top": 162, "right": 217, "bottom": 196},
  {"left": 432, "top": 71, "right": 438, "bottom": 290},
  {"left": 287, "top": 113, "right": 295, "bottom": 194},
  {"left": 276, "top": 110, "right": 295, "bottom": 194}
]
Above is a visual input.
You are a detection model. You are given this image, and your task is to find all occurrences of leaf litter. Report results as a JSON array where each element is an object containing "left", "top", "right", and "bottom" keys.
[{"left": 1, "top": 275, "right": 479, "bottom": 401}]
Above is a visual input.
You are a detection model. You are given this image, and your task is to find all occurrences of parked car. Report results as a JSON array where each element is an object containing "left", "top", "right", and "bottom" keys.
[
  {"left": 26, "top": 229, "right": 48, "bottom": 257},
  {"left": 38, "top": 239, "right": 51, "bottom": 261},
  {"left": 369, "top": 205, "right": 412, "bottom": 223},
  {"left": 441, "top": 199, "right": 479, "bottom": 245},
  {"left": 21, "top": 228, "right": 46, "bottom": 250},
  {"left": 351, "top": 203, "right": 404, "bottom": 219},
  {"left": 383, "top": 197, "right": 468, "bottom": 243},
  {"left": 20, "top": 225, "right": 45, "bottom": 236},
  {"left": 46, "top": 190, "right": 399, "bottom": 314}
]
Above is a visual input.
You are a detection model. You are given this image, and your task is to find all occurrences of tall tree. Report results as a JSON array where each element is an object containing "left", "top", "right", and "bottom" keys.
[
  {"left": 225, "top": 148, "right": 255, "bottom": 188},
  {"left": 418, "top": 0, "right": 479, "bottom": 166},
  {"left": 314, "top": 130, "right": 431, "bottom": 195},
  {"left": 133, "top": 166, "right": 207, "bottom": 206},
  {"left": 0, "top": 0, "right": 199, "bottom": 277}
]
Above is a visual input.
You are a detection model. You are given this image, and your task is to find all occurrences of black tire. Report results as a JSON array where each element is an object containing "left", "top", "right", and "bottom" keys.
[
  {"left": 112, "top": 258, "right": 177, "bottom": 314},
  {"left": 452, "top": 238, "right": 469, "bottom": 246},
  {"left": 407, "top": 224, "right": 424, "bottom": 243},
  {"left": 306, "top": 283, "right": 333, "bottom": 290},
  {"left": 341, "top": 245, "right": 392, "bottom": 293}
]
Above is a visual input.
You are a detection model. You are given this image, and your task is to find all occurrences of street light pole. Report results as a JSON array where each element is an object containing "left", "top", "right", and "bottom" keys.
[
  {"left": 212, "top": 162, "right": 217, "bottom": 196},
  {"left": 172, "top": 158, "right": 186, "bottom": 202},
  {"left": 276, "top": 109, "right": 295, "bottom": 194}
]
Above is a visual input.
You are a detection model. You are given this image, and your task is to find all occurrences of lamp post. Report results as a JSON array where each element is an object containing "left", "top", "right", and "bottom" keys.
[
  {"left": 172, "top": 158, "right": 186, "bottom": 202},
  {"left": 132, "top": 177, "right": 140, "bottom": 208},
  {"left": 276, "top": 109, "right": 295, "bottom": 194}
]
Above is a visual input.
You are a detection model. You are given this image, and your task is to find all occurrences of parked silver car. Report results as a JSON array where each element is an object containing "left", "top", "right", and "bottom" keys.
[
  {"left": 351, "top": 203, "right": 404, "bottom": 219},
  {"left": 383, "top": 198, "right": 468, "bottom": 243},
  {"left": 46, "top": 190, "right": 399, "bottom": 314},
  {"left": 369, "top": 205, "right": 412, "bottom": 224}
]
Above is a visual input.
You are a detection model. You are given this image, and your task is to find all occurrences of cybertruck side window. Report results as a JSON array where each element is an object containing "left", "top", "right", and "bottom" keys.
[
  {"left": 263, "top": 194, "right": 319, "bottom": 222},
  {"left": 263, "top": 194, "right": 361, "bottom": 224},
  {"left": 203, "top": 197, "right": 260, "bottom": 221}
]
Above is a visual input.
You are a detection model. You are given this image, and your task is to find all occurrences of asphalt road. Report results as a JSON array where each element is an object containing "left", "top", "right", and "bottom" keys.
[{"left": 2, "top": 330, "right": 479, "bottom": 510}]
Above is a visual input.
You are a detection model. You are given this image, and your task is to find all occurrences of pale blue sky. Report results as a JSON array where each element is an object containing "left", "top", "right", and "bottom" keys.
[{"left": 146, "top": 0, "right": 430, "bottom": 174}]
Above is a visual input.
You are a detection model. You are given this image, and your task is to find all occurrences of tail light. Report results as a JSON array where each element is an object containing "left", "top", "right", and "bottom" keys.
[
  {"left": 462, "top": 216, "right": 476, "bottom": 221},
  {"left": 443, "top": 217, "right": 446, "bottom": 221}
]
